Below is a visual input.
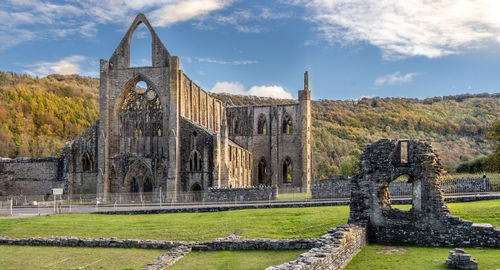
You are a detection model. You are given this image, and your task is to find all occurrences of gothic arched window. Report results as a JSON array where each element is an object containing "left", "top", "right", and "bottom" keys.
[
  {"left": 258, "top": 158, "right": 267, "bottom": 184},
  {"left": 232, "top": 117, "right": 240, "bottom": 135},
  {"left": 282, "top": 113, "right": 292, "bottom": 134},
  {"left": 82, "top": 152, "right": 93, "bottom": 172},
  {"left": 257, "top": 114, "right": 267, "bottom": 135},
  {"left": 189, "top": 150, "right": 202, "bottom": 171},
  {"left": 282, "top": 157, "right": 292, "bottom": 183}
]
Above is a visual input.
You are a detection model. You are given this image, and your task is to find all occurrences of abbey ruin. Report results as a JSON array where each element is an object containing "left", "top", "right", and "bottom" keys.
[{"left": 0, "top": 14, "right": 313, "bottom": 201}]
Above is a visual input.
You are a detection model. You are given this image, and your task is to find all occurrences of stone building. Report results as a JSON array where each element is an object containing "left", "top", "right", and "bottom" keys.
[{"left": 0, "top": 14, "right": 313, "bottom": 201}]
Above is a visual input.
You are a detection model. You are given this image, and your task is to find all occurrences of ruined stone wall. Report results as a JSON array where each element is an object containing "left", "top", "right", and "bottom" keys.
[
  {"left": 226, "top": 103, "right": 311, "bottom": 191},
  {"left": 312, "top": 177, "right": 491, "bottom": 199},
  {"left": 227, "top": 141, "right": 253, "bottom": 188},
  {"left": 267, "top": 224, "right": 367, "bottom": 270},
  {"left": 203, "top": 186, "right": 276, "bottom": 202},
  {"left": 349, "top": 139, "right": 500, "bottom": 248},
  {"left": 180, "top": 73, "right": 223, "bottom": 133},
  {"left": 179, "top": 118, "right": 215, "bottom": 192},
  {"left": 0, "top": 157, "right": 63, "bottom": 196}
]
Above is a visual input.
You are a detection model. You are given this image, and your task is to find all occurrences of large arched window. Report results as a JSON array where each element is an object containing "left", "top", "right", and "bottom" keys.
[
  {"left": 258, "top": 158, "right": 267, "bottom": 184},
  {"left": 189, "top": 150, "right": 202, "bottom": 171},
  {"left": 257, "top": 114, "right": 267, "bottom": 135},
  {"left": 120, "top": 80, "right": 162, "bottom": 139},
  {"left": 282, "top": 113, "right": 292, "bottom": 134},
  {"left": 282, "top": 157, "right": 292, "bottom": 183},
  {"left": 82, "top": 152, "right": 93, "bottom": 172}
]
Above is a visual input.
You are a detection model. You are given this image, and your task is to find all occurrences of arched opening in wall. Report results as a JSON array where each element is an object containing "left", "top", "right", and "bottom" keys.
[
  {"left": 258, "top": 158, "right": 267, "bottom": 185},
  {"left": 130, "top": 177, "right": 139, "bottom": 193},
  {"left": 82, "top": 152, "right": 93, "bottom": 172},
  {"left": 381, "top": 175, "right": 422, "bottom": 212},
  {"left": 282, "top": 157, "right": 292, "bottom": 184},
  {"left": 190, "top": 182, "right": 202, "bottom": 201},
  {"left": 120, "top": 79, "right": 162, "bottom": 153},
  {"left": 129, "top": 23, "right": 152, "bottom": 67},
  {"left": 257, "top": 114, "right": 267, "bottom": 135},
  {"left": 232, "top": 117, "right": 240, "bottom": 135},
  {"left": 189, "top": 150, "right": 202, "bottom": 171},
  {"left": 282, "top": 113, "right": 292, "bottom": 134}
]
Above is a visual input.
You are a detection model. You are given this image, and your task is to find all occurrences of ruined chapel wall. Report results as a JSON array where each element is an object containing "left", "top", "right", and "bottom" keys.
[
  {"left": 0, "top": 158, "right": 63, "bottom": 196},
  {"left": 180, "top": 73, "right": 223, "bottom": 133}
]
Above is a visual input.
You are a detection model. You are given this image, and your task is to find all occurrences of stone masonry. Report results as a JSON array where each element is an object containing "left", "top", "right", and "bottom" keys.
[
  {"left": 349, "top": 139, "right": 500, "bottom": 247},
  {"left": 0, "top": 13, "right": 313, "bottom": 201}
]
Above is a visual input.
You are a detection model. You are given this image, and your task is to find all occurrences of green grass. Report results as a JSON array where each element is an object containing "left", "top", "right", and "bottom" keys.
[
  {"left": 0, "top": 245, "right": 164, "bottom": 270},
  {"left": 277, "top": 192, "right": 312, "bottom": 200},
  {"left": 0, "top": 206, "right": 349, "bottom": 241},
  {"left": 169, "top": 250, "right": 307, "bottom": 270},
  {"left": 345, "top": 244, "right": 500, "bottom": 270},
  {"left": 1, "top": 200, "right": 499, "bottom": 242}
]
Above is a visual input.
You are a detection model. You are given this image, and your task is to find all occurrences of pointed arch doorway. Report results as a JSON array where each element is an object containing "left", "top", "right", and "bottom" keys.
[{"left": 124, "top": 160, "right": 154, "bottom": 202}]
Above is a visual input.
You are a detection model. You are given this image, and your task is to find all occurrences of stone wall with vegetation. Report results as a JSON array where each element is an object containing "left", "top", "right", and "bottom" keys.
[{"left": 266, "top": 224, "right": 367, "bottom": 270}]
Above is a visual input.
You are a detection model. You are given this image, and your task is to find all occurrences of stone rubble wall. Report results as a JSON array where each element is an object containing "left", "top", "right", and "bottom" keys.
[
  {"left": 143, "top": 245, "right": 192, "bottom": 270},
  {"left": 0, "top": 236, "right": 318, "bottom": 251},
  {"left": 371, "top": 217, "right": 500, "bottom": 247},
  {"left": 266, "top": 224, "right": 367, "bottom": 270},
  {"left": 0, "top": 157, "right": 64, "bottom": 197},
  {"left": 203, "top": 186, "right": 277, "bottom": 202},
  {"left": 312, "top": 177, "right": 491, "bottom": 199}
]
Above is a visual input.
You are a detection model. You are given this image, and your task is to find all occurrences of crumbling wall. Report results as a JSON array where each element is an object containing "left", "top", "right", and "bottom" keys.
[
  {"left": 0, "top": 157, "right": 64, "bottom": 196},
  {"left": 266, "top": 224, "right": 367, "bottom": 270},
  {"left": 349, "top": 139, "right": 500, "bottom": 247},
  {"left": 203, "top": 186, "right": 276, "bottom": 202}
]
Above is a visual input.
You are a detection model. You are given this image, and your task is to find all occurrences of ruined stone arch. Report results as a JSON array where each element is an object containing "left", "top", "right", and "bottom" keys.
[
  {"left": 282, "top": 113, "right": 292, "bottom": 134},
  {"left": 257, "top": 114, "right": 267, "bottom": 135},
  {"left": 123, "top": 159, "right": 154, "bottom": 194},
  {"left": 258, "top": 157, "right": 267, "bottom": 184},
  {"left": 81, "top": 151, "right": 93, "bottom": 172},
  {"left": 109, "top": 13, "right": 170, "bottom": 68},
  {"left": 282, "top": 157, "right": 292, "bottom": 184},
  {"left": 190, "top": 182, "right": 202, "bottom": 201}
]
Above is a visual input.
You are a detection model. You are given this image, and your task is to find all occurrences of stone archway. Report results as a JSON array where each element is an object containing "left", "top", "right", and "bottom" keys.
[
  {"left": 190, "top": 182, "right": 202, "bottom": 202},
  {"left": 348, "top": 139, "right": 500, "bottom": 247},
  {"left": 124, "top": 160, "right": 154, "bottom": 202}
]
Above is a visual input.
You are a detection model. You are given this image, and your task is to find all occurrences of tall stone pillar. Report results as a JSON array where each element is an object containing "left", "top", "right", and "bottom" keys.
[
  {"left": 167, "top": 56, "right": 181, "bottom": 202},
  {"left": 298, "top": 71, "right": 312, "bottom": 193}
]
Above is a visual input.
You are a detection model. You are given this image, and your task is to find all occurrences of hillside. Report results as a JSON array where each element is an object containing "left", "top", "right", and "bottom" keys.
[{"left": 0, "top": 72, "right": 498, "bottom": 179}]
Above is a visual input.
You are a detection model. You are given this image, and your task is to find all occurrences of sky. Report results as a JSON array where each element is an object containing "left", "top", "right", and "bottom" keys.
[{"left": 1, "top": 0, "right": 500, "bottom": 100}]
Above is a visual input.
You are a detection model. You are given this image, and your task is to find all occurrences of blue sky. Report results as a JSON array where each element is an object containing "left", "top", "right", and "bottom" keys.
[{"left": 1, "top": 0, "right": 500, "bottom": 100}]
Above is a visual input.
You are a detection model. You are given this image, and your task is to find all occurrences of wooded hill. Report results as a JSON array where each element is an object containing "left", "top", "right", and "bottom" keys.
[{"left": 0, "top": 72, "right": 498, "bottom": 179}]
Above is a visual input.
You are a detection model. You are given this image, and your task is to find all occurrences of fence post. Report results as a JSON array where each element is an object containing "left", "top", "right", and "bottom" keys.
[
  {"left": 159, "top": 187, "right": 162, "bottom": 207},
  {"left": 10, "top": 198, "right": 13, "bottom": 216}
]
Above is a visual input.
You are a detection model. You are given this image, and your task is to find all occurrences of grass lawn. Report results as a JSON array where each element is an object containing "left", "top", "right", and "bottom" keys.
[
  {"left": 345, "top": 244, "right": 500, "bottom": 270},
  {"left": 277, "top": 192, "right": 312, "bottom": 200},
  {"left": 1, "top": 199, "right": 499, "bottom": 241},
  {"left": 0, "top": 206, "right": 349, "bottom": 241},
  {"left": 0, "top": 245, "right": 164, "bottom": 270},
  {"left": 169, "top": 250, "right": 307, "bottom": 270}
]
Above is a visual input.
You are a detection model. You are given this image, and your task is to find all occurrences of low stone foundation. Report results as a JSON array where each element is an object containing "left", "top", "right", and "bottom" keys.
[
  {"left": 312, "top": 177, "right": 491, "bottom": 199},
  {"left": 266, "top": 224, "right": 367, "bottom": 270},
  {"left": 203, "top": 186, "right": 277, "bottom": 202}
]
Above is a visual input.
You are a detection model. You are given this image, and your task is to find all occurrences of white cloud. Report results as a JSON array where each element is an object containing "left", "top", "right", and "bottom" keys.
[
  {"left": 150, "top": 0, "right": 233, "bottom": 26},
  {"left": 202, "top": 7, "right": 290, "bottom": 33},
  {"left": 374, "top": 72, "right": 418, "bottom": 86},
  {"left": 287, "top": 0, "right": 500, "bottom": 59},
  {"left": 211, "top": 81, "right": 246, "bottom": 95},
  {"left": 197, "top": 57, "right": 258, "bottom": 65},
  {"left": 248, "top": 85, "right": 293, "bottom": 99},
  {"left": 23, "top": 55, "right": 88, "bottom": 77},
  {"left": 210, "top": 81, "right": 293, "bottom": 99},
  {"left": 0, "top": 0, "right": 234, "bottom": 49}
]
